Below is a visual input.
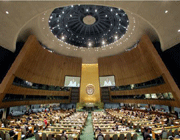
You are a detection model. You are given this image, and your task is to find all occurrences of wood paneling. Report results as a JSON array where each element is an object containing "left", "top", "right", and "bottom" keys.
[
  {"left": 15, "top": 36, "right": 82, "bottom": 86},
  {"left": 0, "top": 99, "right": 69, "bottom": 108},
  {"left": 109, "top": 82, "right": 171, "bottom": 96},
  {"left": 98, "top": 34, "right": 180, "bottom": 107},
  {"left": 0, "top": 35, "right": 82, "bottom": 108},
  {"left": 111, "top": 99, "right": 177, "bottom": 107},
  {"left": 8, "top": 85, "right": 71, "bottom": 96}
]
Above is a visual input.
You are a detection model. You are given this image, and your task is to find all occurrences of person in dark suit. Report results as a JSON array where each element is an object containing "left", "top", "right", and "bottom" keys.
[
  {"left": 144, "top": 128, "right": 151, "bottom": 140},
  {"left": 61, "top": 130, "right": 68, "bottom": 139},
  {"left": 9, "top": 129, "right": 15, "bottom": 137},
  {"left": 97, "top": 131, "right": 104, "bottom": 139}
]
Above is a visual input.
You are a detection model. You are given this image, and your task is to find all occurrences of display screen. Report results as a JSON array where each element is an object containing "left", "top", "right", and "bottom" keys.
[
  {"left": 168, "top": 92, "right": 174, "bottom": 99},
  {"left": 163, "top": 93, "right": 169, "bottom": 99},
  {"left": 151, "top": 93, "right": 158, "bottom": 99},
  {"left": 99, "top": 76, "right": 115, "bottom": 87},
  {"left": 64, "top": 76, "right": 80, "bottom": 87},
  {"left": 145, "top": 94, "right": 151, "bottom": 99}
]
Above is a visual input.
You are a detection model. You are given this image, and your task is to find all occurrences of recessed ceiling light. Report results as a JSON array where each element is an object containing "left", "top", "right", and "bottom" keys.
[
  {"left": 178, "top": 29, "right": 180, "bottom": 32},
  {"left": 61, "top": 36, "right": 65, "bottom": 40},
  {"left": 5, "top": 11, "right": 9, "bottom": 14},
  {"left": 114, "top": 35, "right": 118, "bottom": 40},
  {"left": 102, "top": 40, "right": 105, "bottom": 45},
  {"left": 88, "top": 42, "right": 92, "bottom": 47},
  {"left": 165, "top": 10, "right": 168, "bottom": 13}
]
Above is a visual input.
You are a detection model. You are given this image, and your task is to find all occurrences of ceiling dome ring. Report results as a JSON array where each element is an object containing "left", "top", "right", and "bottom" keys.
[{"left": 49, "top": 5, "right": 129, "bottom": 48}]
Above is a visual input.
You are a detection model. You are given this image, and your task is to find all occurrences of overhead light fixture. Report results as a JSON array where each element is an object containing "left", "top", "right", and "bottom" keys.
[
  {"left": 114, "top": 35, "right": 118, "bottom": 40},
  {"left": 71, "top": 5, "right": 74, "bottom": 7},
  {"left": 70, "top": 14, "right": 72, "bottom": 17},
  {"left": 102, "top": 40, "right": 106, "bottom": 45},
  {"left": 165, "top": 10, "right": 168, "bottom": 13},
  {"left": 5, "top": 11, "right": 9, "bottom": 14},
  {"left": 95, "top": 9, "right": 97, "bottom": 12},
  {"left": 62, "top": 11, "right": 64, "bottom": 14},
  {"left": 110, "top": 9, "right": 113, "bottom": 12},
  {"left": 88, "top": 42, "right": 92, "bottom": 47},
  {"left": 61, "top": 35, "right": 65, "bottom": 40},
  {"left": 86, "top": 9, "right": 89, "bottom": 12},
  {"left": 178, "top": 29, "right": 180, "bottom": 32},
  {"left": 105, "top": 15, "right": 107, "bottom": 17}
]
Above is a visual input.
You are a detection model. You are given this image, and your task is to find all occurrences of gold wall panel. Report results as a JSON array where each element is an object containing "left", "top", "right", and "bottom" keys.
[{"left": 80, "top": 64, "right": 101, "bottom": 103}]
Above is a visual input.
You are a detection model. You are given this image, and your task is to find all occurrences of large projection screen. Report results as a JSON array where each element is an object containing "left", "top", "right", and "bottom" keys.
[
  {"left": 99, "top": 76, "right": 115, "bottom": 87},
  {"left": 64, "top": 76, "right": 80, "bottom": 87}
]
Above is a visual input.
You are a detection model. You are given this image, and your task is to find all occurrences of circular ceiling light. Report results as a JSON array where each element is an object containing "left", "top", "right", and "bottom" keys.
[
  {"left": 49, "top": 5, "right": 129, "bottom": 48},
  {"left": 83, "top": 15, "right": 96, "bottom": 25}
]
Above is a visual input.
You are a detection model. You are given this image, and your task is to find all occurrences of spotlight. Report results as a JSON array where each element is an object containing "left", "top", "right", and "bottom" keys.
[
  {"left": 102, "top": 40, "right": 105, "bottom": 45},
  {"left": 165, "top": 10, "right": 168, "bottom": 13},
  {"left": 61, "top": 36, "right": 65, "bottom": 40},
  {"left": 5, "top": 11, "right": 9, "bottom": 14},
  {"left": 114, "top": 35, "right": 118, "bottom": 40},
  {"left": 88, "top": 42, "right": 92, "bottom": 47}
]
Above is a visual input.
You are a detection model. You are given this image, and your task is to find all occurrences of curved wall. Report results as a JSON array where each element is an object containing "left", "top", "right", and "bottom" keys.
[
  {"left": 98, "top": 35, "right": 180, "bottom": 107},
  {"left": 0, "top": 35, "right": 82, "bottom": 108}
]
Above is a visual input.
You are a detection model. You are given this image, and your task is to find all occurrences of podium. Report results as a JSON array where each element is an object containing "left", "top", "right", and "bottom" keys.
[{"left": 83, "top": 103, "right": 98, "bottom": 112}]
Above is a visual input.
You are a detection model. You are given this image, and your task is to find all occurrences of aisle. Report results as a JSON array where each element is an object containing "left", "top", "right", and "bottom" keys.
[{"left": 80, "top": 113, "right": 94, "bottom": 140}]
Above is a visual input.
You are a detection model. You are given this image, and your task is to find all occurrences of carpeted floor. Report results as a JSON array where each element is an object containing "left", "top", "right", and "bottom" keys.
[{"left": 80, "top": 113, "right": 95, "bottom": 140}]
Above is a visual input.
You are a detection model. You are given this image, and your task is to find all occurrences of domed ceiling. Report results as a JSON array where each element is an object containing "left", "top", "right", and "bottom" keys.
[
  {"left": 0, "top": 1, "right": 180, "bottom": 63},
  {"left": 48, "top": 5, "right": 129, "bottom": 48}
]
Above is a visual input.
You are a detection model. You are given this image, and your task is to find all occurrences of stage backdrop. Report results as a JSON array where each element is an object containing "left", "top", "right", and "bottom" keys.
[{"left": 80, "top": 64, "right": 101, "bottom": 103}]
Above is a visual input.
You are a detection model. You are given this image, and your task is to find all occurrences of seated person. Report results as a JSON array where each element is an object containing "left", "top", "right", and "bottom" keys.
[
  {"left": 144, "top": 128, "right": 151, "bottom": 140},
  {"left": 51, "top": 134, "right": 56, "bottom": 140},
  {"left": 94, "top": 126, "right": 101, "bottom": 133},
  {"left": 15, "top": 124, "right": 20, "bottom": 129},
  {"left": 61, "top": 130, "right": 68, "bottom": 139},
  {"left": 115, "top": 122, "right": 119, "bottom": 130},
  {"left": 97, "top": 131, "right": 104, "bottom": 139},
  {"left": 9, "top": 129, "right": 15, "bottom": 137},
  {"left": 73, "top": 126, "right": 79, "bottom": 132},
  {"left": 155, "top": 127, "right": 165, "bottom": 140},
  {"left": 9, "top": 129, "right": 18, "bottom": 140},
  {"left": 110, "top": 127, "right": 115, "bottom": 132}
]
